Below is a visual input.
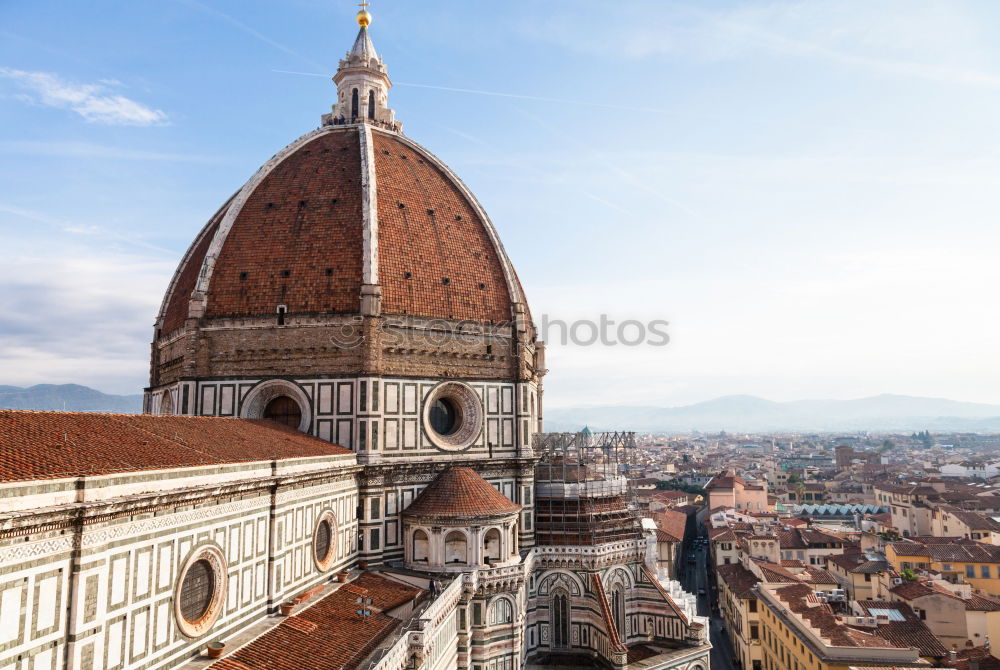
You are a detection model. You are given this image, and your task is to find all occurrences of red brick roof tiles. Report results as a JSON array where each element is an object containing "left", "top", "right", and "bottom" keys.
[
  {"left": 160, "top": 195, "right": 231, "bottom": 334},
  {"left": 160, "top": 126, "right": 522, "bottom": 330},
  {"left": 403, "top": 467, "right": 520, "bottom": 518},
  {"left": 854, "top": 600, "right": 948, "bottom": 659},
  {"left": 652, "top": 509, "right": 687, "bottom": 543},
  {"left": 210, "top": 572, "right": 425, "bottom": 670},
  {"left": 0, "top": 411, "right": 351, "bottom": 482},
  {"left": 964, "top": 593, "right": 1000, "bottom": 612},
  {"left": 770, "top": 583, "right": 903, "bottom": 649},
  {"left": 890, "top": 538, "right": 1000, "bottom": 563},
  {"left": 372, "top": 132, "right": 513, "bottom": 323},
  {"left": 205, "top": 129, "right": 365, "bottom": 320},
  {"left": 716, "top": 563, "right": 761, "bottom": 599},
  {"left": 754, "top": 560, "right": 800, "bottom": 583}
]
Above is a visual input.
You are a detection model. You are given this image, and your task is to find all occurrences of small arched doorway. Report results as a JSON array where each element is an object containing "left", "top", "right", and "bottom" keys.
[{"left": 263, "top": 396, "right": 302, "bottom": 429}]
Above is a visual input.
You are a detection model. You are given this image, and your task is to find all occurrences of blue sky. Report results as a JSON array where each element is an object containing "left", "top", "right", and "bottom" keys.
[{"left": 3, "top": 1, "right": 1000, "bottom": 408}]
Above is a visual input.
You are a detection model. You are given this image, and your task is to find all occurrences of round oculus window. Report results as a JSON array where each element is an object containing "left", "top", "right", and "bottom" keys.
[
  {"left": 315, "top": 520, "right": 332, "bottom": 562},
  {"left": 313, "top": 510, "right": 338, "bottom": 571},
  {"left": 430, "top": 397, "right": 459, "bottom": 436},
  {"left": 174, "top": 544, "right": 227, "bottom": 638},
  {"left": 179, "top": 559, "right": 214, "bottom": 623},
  {"left": 422, "top": 382, "right": 483, "bottom": 451}
]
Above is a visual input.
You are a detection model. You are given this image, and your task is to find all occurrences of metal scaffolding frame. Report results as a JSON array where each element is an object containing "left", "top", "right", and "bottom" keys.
[{"left": 532, "top": 431, "right": 644, "bottom": 546}]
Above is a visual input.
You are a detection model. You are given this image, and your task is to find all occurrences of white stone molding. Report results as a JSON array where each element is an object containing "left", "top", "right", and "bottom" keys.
[
  {"left": 359, "top": 123, "right": 380, "bottom": 287},
  {"left": 80, "top": 496, "right": 264, "bottom": 549},
  {"left": 154, "top": 194, "right": 235, "bottom": 328},
  {"left": 535, "top": 570, "right": 584, "bottom": 596}
]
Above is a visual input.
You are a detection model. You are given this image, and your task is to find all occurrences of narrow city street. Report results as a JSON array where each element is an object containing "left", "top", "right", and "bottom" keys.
[{"left": 681, "top": 538, "right": 737, "bottom": 670}]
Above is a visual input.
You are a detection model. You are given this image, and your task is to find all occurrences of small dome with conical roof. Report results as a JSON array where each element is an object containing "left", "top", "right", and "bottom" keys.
[{"left": 404, "top": 467, "right": 521, "bottom": 519}]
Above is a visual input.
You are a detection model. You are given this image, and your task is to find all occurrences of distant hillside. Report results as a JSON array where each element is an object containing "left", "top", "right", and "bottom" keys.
[
  {"left": 545, "top": 394, "right": 1000, "bottom": 433},
  {"left": 0, "top": 384, "right": 143, "bottom": 413}
]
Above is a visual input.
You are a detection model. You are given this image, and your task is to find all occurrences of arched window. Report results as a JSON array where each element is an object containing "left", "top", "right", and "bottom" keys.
[
  {"left": 488, "top": 597, "right": 514, "bottom": 625},
  {"left": 510, "top": 524, "right": 518, "bottom": 556},
  {"left": 351, "top": 88, "right": 359, "bottom": 120},
  {"left": 612, "top": 587, "right": 625, "bottom": 638},
  {"left": 413, "top": 529, "right": 429, "bottom": 562},
  {"left": 484, "top": 528, "right": 501, "bottom": 562},
  {"left": 368, "top": 89, "right": 375, "bottom": 119},
  {"left": 160, "top": 391, "right": 173, "bottom": 416},
  {"left": 551, "top": 591, "right": 570, "bottom": 647},
  {"left": 263, "top": 396, "right": 302, "bottom": 429},
  {"left": 445, "top": 531, "right": 467, "bottom": 564}
]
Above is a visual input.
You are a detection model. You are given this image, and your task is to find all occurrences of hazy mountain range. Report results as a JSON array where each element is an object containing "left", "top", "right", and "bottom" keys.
[
  {"left": 546, "top": 394, "right": 1000, "bottom": 433},
  {"left": 4, "top": 385, "right": 1000, "bottom": 433},
  {"left": 0, "top": 384, "right": 143, "bottom": 413}
]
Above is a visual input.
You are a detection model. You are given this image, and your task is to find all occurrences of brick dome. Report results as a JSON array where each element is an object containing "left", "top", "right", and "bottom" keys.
[
  {"left": 403, "top": 467, "right": 521, "bottom": 519},
  {"left": 157, "top": 125, "right": 527, "bottom": 335}
]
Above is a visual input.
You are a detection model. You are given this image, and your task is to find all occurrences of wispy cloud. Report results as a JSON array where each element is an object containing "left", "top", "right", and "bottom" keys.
[
  {"left": 0, "top": 140, "right": 216, "bottom": 163},
  {"left": 178, "top": 0, "right": 329, "bottom": 72},
  {"left": 0, "top": 68, "right": 167, "bottom": 125},
  {"left": 0, "top": 204, "right": 174, "bottom": 255},
  {"left": 270, "top": 70, "right": 679, "bottom": 114}
]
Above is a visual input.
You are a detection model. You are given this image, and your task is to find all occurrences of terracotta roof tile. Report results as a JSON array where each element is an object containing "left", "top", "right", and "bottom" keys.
[
  {"left": 205, "top": 129, "right": 366, "bottom": 319},
  {"left": 855, "top": 600, "right": 948, "bottom": 659},
  {"left": 652, "top": 509, "right": 687, "bottom": 542},
  {"left": 0, "top": 411, "right": 351, "bottom": 482},
  {"left": 403, "top": 467, "right": 520, "bottom": 518},
  {"left": 210, "top": 572, "right": 425, "bottom": 670},
  {"left": 372, "top": 132, "right": 513, "bottom": 323},
  {"left": 716, "top": 563, "right": 761, "bottom": 599}
]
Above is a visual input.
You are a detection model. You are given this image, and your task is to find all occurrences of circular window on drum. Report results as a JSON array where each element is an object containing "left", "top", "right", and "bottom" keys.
[
  {"left": 313, "top": 510, "right": 338, "bottom": 571},
  {"left": 174, "top": 544, "right": 227, "bottom": 638},
  {"left": 422, "top": 382, "right": 483, "bottom": 451}
]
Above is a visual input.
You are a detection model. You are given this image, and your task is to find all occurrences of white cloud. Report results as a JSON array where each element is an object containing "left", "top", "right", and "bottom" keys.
[
  {"left": 522, "top": 1, "right": 1000, "bottom": 88},
  {"left": 0, "top": 68, "right": 167, "bottom": 125},
  {"left": 0, "top": 237, "right": 173, "bottom": 395}
]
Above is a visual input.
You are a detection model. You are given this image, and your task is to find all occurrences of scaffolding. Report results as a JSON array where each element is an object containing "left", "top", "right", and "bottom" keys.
[{"left": 532, "top": 431, "right": 644, "bottom": 546}]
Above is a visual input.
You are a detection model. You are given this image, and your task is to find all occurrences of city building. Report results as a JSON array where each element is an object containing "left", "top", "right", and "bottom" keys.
[{"left": 705, "top": 470, "right": 769, "bottom": 513}]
